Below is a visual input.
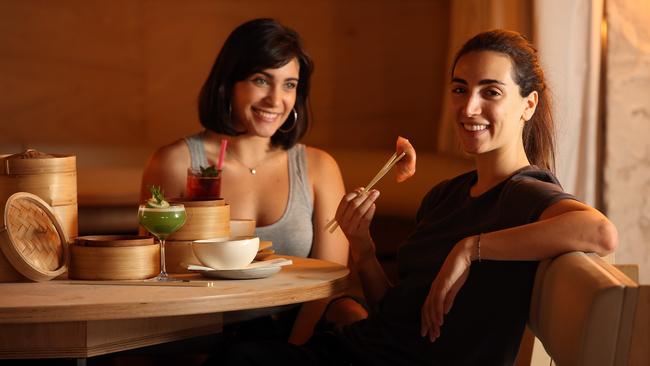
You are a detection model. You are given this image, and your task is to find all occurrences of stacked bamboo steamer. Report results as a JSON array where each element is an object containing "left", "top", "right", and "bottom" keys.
[
  {"left": 165, "top": 199, "right": 230, "bottom": 273},
  {"left": 69, "top": 235, "right": 158, "bottom": 280},
  {"left": 0, "top": 149, "right": 78, "bottom": 243}
]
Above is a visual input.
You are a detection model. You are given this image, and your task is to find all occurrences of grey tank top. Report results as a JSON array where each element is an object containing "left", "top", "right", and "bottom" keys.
[{"left": 184, "top": 133, "right": 314, "bottom": 257}]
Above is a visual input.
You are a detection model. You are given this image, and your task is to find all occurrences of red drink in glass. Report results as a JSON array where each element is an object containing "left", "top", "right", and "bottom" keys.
[{"left": 186, "top": 168, "right": 221, "bottom": 200}]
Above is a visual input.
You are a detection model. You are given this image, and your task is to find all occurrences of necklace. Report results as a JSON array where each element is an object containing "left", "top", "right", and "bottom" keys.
[{"left": 228, "top": 149, "right": 274, "bottom": 175}]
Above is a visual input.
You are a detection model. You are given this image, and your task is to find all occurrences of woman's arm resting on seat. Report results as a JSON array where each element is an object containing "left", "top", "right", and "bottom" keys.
[{"left": 420, "top": 199, "right": 618, "bottom": 342}]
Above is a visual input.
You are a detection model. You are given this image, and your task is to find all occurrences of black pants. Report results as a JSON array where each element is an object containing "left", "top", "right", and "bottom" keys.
[
  {"left": 220, "top": 331, "right": 358, "bottom": 366},
  {"left": 212, "top": 296, "right": 369, "bottom": 365},
  {"left": 223, "top": 306, "right": 300, "bottom": 344}
]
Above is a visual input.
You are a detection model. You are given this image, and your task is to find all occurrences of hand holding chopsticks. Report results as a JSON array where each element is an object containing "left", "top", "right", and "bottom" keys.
[{"left": 325, "top": 151, "right": 407, "bottom": 233}]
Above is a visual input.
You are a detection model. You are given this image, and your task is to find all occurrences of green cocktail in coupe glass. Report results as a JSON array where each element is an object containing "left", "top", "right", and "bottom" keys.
[{"left": 138, "top": 204, "right": 186, "bottom": 281}]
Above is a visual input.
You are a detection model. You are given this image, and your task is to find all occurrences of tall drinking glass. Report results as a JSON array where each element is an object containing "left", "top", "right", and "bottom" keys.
[
  {"left": 138, "top": 204, "right": 187, "bottom": 281},
  {"left": 186, "top": 168, "right": 222, "bottom": 201}
]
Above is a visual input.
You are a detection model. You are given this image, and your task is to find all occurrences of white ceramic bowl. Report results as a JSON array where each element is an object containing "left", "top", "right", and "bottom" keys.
[
  {"left": 192, "top": 236, "right": 260, "bottom": 270},
  {"left": 229, "top": 219, "right": 256, "bottom": 237}
]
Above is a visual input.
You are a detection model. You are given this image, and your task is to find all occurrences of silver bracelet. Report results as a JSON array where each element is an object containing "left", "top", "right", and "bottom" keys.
[{"left": 477, "top": 233, "right": 482, "bottom": 262}]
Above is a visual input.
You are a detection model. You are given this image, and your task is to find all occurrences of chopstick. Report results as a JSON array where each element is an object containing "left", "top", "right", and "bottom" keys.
[
  {"left": 362, "top": 151, "right": 406, "bottom": 195},
  {"left": 59, "top": 279, "right": 217, "bottom": 287},
  {"left": 325, "top": 151, "right": 406, "bottom": 233}
]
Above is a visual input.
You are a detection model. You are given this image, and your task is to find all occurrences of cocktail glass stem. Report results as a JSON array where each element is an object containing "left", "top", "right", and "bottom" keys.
[{"left": 157, "top": 238, "right": 168, "bottom": 280}]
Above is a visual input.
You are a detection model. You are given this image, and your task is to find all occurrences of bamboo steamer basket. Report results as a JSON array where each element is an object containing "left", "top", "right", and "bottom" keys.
[
  {"left": 68, "top": 235, "right": 158, "bottom": 280},
  {"left": 166, "top": 199, "right": 230, "bottom": 241},
  {"left": 0, "top": 192, "right": 68, "bottom": 282},
  {"left": 0, "top": 150, "right": 78, "bottom": 242},
  {"left": 165, "top": 240, "right": 200, "bottom": 273},
  {"left": 52, "top": 204, "right": 78, "bottom": 242}
]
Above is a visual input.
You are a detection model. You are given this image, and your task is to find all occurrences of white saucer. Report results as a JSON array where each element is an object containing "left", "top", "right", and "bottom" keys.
[
  {"left": 200, "top": 265, "right": 282, "bottom": 280},
  {"left": 187, "top": 258, "right": 292, "bottom": 280}
]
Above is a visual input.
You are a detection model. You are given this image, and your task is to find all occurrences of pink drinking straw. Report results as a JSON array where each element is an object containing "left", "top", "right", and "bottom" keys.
[{"left": 217, "top": 139, "right": 228, "bottom": 170}]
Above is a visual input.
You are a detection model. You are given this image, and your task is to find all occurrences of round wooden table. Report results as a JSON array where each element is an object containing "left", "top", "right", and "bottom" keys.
[{"left": 0, "top": 256, "right": 349, "bottom": 359}]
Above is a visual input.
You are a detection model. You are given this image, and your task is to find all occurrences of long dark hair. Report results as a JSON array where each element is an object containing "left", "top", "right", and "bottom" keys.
[
  {"left": 198, "top": 18, "right": 314, "bottom": 149},
  {"left": 452, "top": 29, "right": 555, "bottom": 172}
]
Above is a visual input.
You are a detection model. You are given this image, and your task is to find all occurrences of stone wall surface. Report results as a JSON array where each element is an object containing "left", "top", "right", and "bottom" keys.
[{"left": 605, "top": 0, "right": 650, "bottom": 283}]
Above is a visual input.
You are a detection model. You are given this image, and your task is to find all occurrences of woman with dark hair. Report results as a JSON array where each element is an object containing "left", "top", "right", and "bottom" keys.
[
  {"left": 141, "top": 18, "right": 352, "bottom": 344},
  {"left": 196, "top": 18, "right": 313, "bottom": 149},
  {"left": 223, "top": 29, "right": 617, "bottom": 365}
]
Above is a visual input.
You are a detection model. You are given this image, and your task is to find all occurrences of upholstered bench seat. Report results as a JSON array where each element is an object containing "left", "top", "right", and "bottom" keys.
[{"left": 525, "top": 252, "right": 642, "bottom": 366}]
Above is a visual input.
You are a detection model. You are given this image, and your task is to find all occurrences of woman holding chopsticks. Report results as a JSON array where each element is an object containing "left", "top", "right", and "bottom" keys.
[
  {"left": 140, "top": 18, "right": 359, "bottom": 345},
  {"left": 223, "top": 29, "right": 617, "bottom": 365}
]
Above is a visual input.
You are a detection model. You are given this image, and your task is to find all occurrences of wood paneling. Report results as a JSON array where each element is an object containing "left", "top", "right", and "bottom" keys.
[{"left": 0, "top": 0, "right": 449, "bottom": 155}]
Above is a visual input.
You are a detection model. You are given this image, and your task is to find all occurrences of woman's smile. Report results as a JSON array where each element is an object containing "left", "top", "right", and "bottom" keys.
[
  {"left": 252, "top": 107, "right": 283, "bottom": 123},
  {"left": 461, "top": 123, "right": 489, "bottom": 132}
]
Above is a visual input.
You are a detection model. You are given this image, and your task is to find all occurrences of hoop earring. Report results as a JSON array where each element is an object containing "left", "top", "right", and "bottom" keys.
[{"left": 279, "top": 108, "right": 298, "bottom": 133}]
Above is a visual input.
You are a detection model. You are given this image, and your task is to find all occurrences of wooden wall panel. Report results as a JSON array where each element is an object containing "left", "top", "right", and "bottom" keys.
[
  {"left": 1, "top": 0, "right": 449, "bottom": 153},
  {"left": 0, "top": 0, "right": 145, "bottom": 145},
  {"left": 0, "top": 0, "right": 451, "bottom": 209}
]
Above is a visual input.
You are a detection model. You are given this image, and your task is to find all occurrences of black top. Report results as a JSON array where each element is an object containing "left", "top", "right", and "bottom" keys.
[{"left": 339, "top": 166, "right": 575, "bottom": 366}]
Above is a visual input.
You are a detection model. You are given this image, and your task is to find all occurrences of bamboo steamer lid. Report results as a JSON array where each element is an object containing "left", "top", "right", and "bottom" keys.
[
  {"left": 69, "top": 235, "right": 158, "bottom": 280},
  {"left": 1, "top": 149, "right": 76, "bottom": 175},
  {"left": 0, "top": 149, "right": 77, "bottom": 206},
  {"left": 166, "top": 199, "right": 230, "bottom": 241},
  {"left": 76, "top": 235, "right": 153, "bottom": 247},
  {"left": 0, "top": 192, "right": 68, "bottom": 282}
]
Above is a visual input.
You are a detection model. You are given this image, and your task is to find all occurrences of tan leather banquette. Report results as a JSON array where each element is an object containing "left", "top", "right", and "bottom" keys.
[{"left": 520, "top": 251, "right": 647, "bottom": 366}]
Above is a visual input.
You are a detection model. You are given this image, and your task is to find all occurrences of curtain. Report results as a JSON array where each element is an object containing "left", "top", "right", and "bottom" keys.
[{"left": 534, "top": 0, "right": 603, "bottom": 206}]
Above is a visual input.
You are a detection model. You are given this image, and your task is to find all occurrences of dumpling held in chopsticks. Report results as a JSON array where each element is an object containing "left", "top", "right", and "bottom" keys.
[{"left": 395, "top": 136, "right": 416, "bottom": 183}]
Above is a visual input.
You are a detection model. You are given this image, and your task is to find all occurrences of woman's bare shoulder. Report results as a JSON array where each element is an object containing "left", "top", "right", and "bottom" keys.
[
  {"left": 304, "top": 146, "right": 340, "bottom": 172},
  {"left": 304, "top": 146, "right": 344, "bottom": 188},
  {"left": 140, "top": 139, "right": 191, "bottom": 200},
  {"left": 149, "top": 139, "right": 190, "bottom": 165}
]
